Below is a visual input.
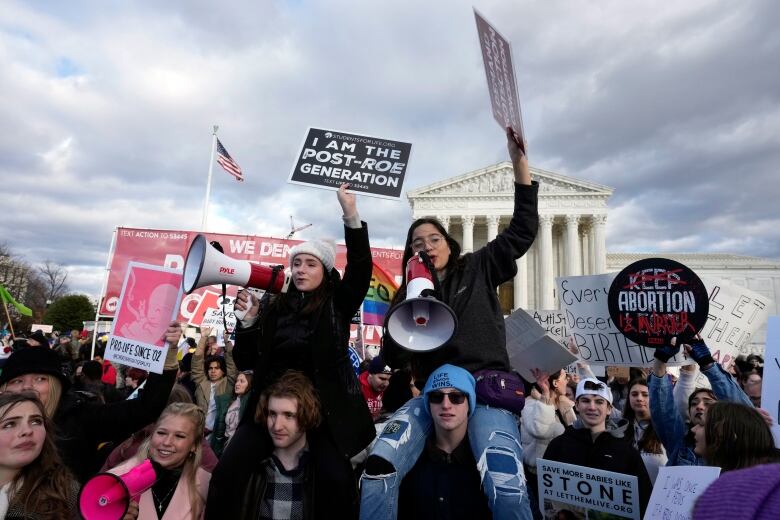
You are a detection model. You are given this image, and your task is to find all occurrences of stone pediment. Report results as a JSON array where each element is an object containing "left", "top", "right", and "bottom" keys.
[{"left": 407, "top": 161, "right": 614, "bottom": 198}]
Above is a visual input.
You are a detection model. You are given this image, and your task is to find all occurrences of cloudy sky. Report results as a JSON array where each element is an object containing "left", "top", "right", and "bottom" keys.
[{"left": 2, "top": 0, "right": 779, "bottom": 299}]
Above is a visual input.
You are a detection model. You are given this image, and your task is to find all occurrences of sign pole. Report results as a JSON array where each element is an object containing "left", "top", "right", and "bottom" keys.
[
  {"left": 92, "top": 228, "right": 117, "bottom": 359},
  {"left": 201, "top": 125, "right": 219, "bottom": 231},
  {"left": 2, "top": 299, "right": 15, "bottom": 338}
]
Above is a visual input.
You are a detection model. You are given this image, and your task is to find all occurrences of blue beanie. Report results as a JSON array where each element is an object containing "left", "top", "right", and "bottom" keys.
[{"left": 423, "top": 364, "right": 476, "bottom": 417}]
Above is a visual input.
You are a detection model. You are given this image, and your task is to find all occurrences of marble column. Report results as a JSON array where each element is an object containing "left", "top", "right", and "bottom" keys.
[
  {"left": 437, "top": 215, "right": 450, "bottom": 232},
  {"left": 513, "top": 256, "right": 528, "bottom": 309},
  {"left": 592, "top": 214, "right": 607, "bottom": 274},
  {"left": 462, "top": 215, "right": 475, "bottom": 253},
  {"left": 538, "top": 214, "right": 555, "bottom": 309},
  {"left": 486, "top": 215, "right": 500, "bottom": 241},
  {"left": 565, "top": 214, "right": 581, "bottom": 276},
  {"left": 580, "top": 225, "right": 591, "bottom": 276}
]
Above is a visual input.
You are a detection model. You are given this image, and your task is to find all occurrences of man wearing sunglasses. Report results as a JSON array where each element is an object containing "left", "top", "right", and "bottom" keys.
[
  {"left": 398, "top": 364, "right": 490, "bottom": 519},
  {"left": 543, "top": 377, "right": 652, "bottom": 516}
]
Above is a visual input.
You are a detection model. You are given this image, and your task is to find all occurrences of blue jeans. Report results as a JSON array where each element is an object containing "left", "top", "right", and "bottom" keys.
[{"left": 360, "top": 396, "right": 533, "bottom": 520}]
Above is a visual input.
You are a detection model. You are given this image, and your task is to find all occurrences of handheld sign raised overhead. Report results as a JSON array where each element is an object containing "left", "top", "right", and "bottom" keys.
[
  {"left": 288, "top": 127, "right": 412, "bottom": 200},
  {"left": 608, "top": 258, "right": 709, "bottom": 347}
]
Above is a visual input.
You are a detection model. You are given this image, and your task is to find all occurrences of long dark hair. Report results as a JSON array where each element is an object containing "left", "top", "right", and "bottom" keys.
[
  {"left": 0, "top": 392, "right": 75, "bottom": 517},
  {"left": 704, "top": 401, "right": 778, "bottom": 472},
  {"left": 389, "top": 217, "right": 463, "bottom": 308},
  {"left": 623, "top": 378, "right": 664, "bottom": 454}
]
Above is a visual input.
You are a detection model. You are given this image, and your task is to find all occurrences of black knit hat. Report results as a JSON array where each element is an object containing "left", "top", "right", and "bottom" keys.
[
  {"left": 0, "top": 346, "right": 70, "bottom": 391},
  {"left": 28, "top": 330, "right": 49, "bottom": 346}
]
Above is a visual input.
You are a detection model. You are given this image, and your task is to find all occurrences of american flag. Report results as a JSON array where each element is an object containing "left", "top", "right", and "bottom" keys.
[{"left": 216, "top": 138, "right": 244, "bottom": 181}]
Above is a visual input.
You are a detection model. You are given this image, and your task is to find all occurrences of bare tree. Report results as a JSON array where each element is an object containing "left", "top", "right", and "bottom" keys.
[{"left": 38, "top": 260, "right": 69, "bottom": 303}]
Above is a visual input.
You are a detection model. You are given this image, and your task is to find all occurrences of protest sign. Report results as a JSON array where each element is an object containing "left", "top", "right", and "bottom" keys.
[
  {"left": 505, "top": 308, "right": 577, "bottom": 382},
  {"left": 557, "top": 274, "right": 688, "bottom": 367},
  {"left": 645, "top": 466, "right": 721, "bottom": 520},
  {"left": 559, "top": 273, "right": 771, "bottom": 370},
  {"left": 530, "top": 309, "right": 605, "bottom": 376},
  {"left": 100, "top": 227, "right": 403, "bottom": 320},
  {"left": 763, "top": 316, "right": 780, "bottom": 446},
  {"left": 30, "top": 323, "right": 53, "bottom": 333},
  {"left": 473, "top": 9, "right": 524, "bottom": 138},
  {"left": 537, "top": 459, "right": 640, "bottom": 520},
  {"left": 288, "top": 127, "right": 412, "bottom": 199},
  {"left": 348, "top": 346, "right": 361, "bottom": 376},
  {"left": 106, "top": 263, "right": 182, "bottom": 373},
  {"left": 608, "top": 258, "right": 709, "bottom": 347},
  {"left": 698, "top": 277, "right": 771, "bottom": 370}
]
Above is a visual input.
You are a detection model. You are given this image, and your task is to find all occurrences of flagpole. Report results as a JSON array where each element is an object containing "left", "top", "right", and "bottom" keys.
[
  {"left": 91, "top": 228, "right": 117, "bottom": 360},
  {"left": 202, "top": 125, "right": 219, "bottom": 231},
  {"left": 2, "top": 299, "right": 15, "bottom": 338}
]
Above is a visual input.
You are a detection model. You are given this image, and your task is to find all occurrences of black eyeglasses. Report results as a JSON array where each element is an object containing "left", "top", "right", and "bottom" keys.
[
  {"left": 428, "top": 391, "right": 467, "bottom": 405},
  {"left": 583, "top": 380, "right": 606, "bottom": 391}
]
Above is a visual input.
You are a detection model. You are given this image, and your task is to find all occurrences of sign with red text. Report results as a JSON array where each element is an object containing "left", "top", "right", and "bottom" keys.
[
  {"left": 474, "top": 9, "right": 524, "bottom": 137},
  {"left": 557, "top": 274, "right": 689, "bottom": 367},
  {"left": 288, "top": 127, "right": 412, "bottom": 199},
  {"left": 100, "top": 227, "right": 403, "bottom": 323},
  {"left": 537, "top": 459, "right": 640, "bottom": 520},
  {"left": 106, "top": 263, "right": 182, "bottom": 373},
  {"left": 608, "top": 258, "right": 709, "bottom": 347}
]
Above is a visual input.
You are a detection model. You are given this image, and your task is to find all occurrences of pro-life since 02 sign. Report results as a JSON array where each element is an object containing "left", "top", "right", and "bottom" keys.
[
  {"left": 289, "top": 127, "right": 412, "bottom": 200},
  {"left": 608, "top": 258, "right": 709, "bottom": 347}
]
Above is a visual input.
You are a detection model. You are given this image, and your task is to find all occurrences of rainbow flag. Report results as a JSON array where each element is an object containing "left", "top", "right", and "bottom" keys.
[{"left": 362, "top": 262, "right": 399, "bottom": 326}]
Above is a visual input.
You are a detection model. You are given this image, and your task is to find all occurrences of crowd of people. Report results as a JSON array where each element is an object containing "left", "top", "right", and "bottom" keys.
[{"left": 1, "top": 131, "right": 778, "bottom": 519}]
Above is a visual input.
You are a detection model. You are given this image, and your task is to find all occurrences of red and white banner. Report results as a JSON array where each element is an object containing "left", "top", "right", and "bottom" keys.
[{"left": 101, "top": 227, "right": 404, "bottom": 326}]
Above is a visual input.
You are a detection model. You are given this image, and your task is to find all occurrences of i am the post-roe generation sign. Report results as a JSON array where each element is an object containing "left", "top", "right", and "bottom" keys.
[{"left": 607, "top": 258, "right": 709, "bottom": 347}]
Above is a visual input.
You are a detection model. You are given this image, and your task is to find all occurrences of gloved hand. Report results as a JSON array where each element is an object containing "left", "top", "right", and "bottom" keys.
[
  {"left": 688, "top": 339, "right": 716, "bottom": 368},
  {"left": 654, "top": 341, "right": 680, "bottom": 363}
]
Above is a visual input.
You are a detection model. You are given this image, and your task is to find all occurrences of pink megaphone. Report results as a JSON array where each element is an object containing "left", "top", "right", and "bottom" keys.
[{"left": 78, "top": 459, "right": 157, "bottom": 520}]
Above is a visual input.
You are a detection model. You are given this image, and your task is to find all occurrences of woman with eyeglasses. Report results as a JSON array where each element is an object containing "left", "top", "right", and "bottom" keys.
[
  {"left": 543, "top": 377, "right": 653, "bottom": 516},
  {"left": 361, "top": 128, "right": 539, "bottom": 520}
]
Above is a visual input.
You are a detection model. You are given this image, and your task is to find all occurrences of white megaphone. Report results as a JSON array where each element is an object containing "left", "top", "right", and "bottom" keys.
[
  {"left": 385, "top": 252, "right": 457, "bottom": 352},
  {"left": 182, "top": 234, "right": 291, "bottom": 319},
  {"left": 78, "top": 459, "right": 157, "bottom": 520}
]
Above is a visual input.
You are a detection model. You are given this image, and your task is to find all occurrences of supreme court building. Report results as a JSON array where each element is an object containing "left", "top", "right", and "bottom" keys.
[{"left": 407, "top": 162, "right": 780, "bottom": 353}]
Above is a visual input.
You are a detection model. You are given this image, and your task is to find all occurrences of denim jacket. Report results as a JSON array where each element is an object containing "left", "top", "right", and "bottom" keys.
[{"left": 649, "top": 363, "right": 752, "bottom": 466}]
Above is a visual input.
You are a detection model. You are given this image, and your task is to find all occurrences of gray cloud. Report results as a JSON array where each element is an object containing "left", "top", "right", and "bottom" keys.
[{"left": 1, "top": 0, "right": 778, "bottom": 299}]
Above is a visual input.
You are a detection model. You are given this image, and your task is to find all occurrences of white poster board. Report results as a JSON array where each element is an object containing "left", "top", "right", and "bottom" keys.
[
  {"left": 699, "top": 277, "right": 771, "bottom": 370},
  {"left": 505, "top": 308, "right": 577, "bottom": 382},
  {"left": 644, "top": 466, "right": 721, "bottom": 520},
  {"left": 556, "top": 274, "right": 689, "bottom": 367},
  {"left": 537, "top": 459, "right": 640, "bottom": 519},
  {"left": 531, "top": 310, "right": 605, "bottom": 377},
  {"left": 106, "top": 263, "right": 182, "bottom": 373},
  {"left": 30, "top": 323, "right": 53, "bottom": 333},
  {"left": 763, "top": 316, "right": 780, "bottom": 447}
]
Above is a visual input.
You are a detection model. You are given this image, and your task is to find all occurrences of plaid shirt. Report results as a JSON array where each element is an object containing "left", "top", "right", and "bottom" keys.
[{"left": 258, "top": 453, "right": 308, "bottom": 520}]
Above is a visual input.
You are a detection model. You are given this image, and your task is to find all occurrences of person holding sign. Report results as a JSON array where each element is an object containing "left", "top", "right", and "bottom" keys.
[
  {"left": 648, "top": 337, "right": 752, "bottom": 467},
  {"left": 190, "top": 326, "right": 238, "bottom": 438},
  {"left": 0, "top": 323, "right": 182, "bottom": 483},
  {"left": 362, "top": 128, "right": 538, "bottom": 520},
  {"left": 543, "top": 377, "right": 652, "bottom": 515},
  {"left": 206, "top": 183, "right": 374, "bottom": 519}
]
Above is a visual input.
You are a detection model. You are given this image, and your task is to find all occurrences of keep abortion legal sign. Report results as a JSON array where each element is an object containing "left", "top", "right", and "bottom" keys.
[{"left": 288, "top": 127, "right": 412, "bottom": 199}]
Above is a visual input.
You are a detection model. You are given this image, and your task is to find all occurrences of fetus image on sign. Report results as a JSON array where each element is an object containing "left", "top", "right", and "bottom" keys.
[{"left": 118, "top": 270, "right": 179, "bottom": 346}]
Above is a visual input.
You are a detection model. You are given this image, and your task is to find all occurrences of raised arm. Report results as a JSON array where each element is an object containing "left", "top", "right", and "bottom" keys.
[
  {"left": 335, "top": 183, "right": 372, "bottom": 318},
  {"left": 191, "top": 327, "right": 210, "bottom": 385}
]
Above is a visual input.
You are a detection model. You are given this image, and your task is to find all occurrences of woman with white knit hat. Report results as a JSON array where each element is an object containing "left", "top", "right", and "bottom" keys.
[{"left": 206, "top": 183, "right": 375, "bottom": 519}]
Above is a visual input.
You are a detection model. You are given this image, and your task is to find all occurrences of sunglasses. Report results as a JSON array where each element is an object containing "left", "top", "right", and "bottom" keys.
[{"left": 428, "top": 391, "right": 467, "bottom": 405}]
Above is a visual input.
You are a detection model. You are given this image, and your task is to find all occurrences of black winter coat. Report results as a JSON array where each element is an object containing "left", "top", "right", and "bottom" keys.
[
  {"left": 54, "top": 369, "right": 177, "bottom": 482},
  {"left": 384, "top": 182, "right": 539, "bottom": 384},
  {"left": 542, "top": 420, "right": 653, "bottom": 516},
  {"left": 231, "top": 222, "right": 375, "bottom": 460}
]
